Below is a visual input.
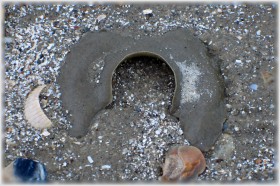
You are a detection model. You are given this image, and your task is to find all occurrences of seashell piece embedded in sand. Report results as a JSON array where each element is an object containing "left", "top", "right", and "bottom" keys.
[
  {"left": 24, "top": 85, "right": 52, "bottom": 129},
  {"left": 160, "top": 145, "right": 206, "bottom": 182}
]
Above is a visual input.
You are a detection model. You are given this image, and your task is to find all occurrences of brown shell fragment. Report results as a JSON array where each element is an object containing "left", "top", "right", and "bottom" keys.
[
  {"left": 24, "top": 85, "right": 52, "bottom": 129},
  {"left": 160, "top": 145, "right": 206, "bottom": 182},
  {"left": 261, "top": 70, "right": 275, "bottom": 85}
]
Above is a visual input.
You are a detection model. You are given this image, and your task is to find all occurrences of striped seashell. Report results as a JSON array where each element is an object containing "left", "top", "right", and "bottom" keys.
[{"left": 24, "top": 85, "right": 52, "bottom": 129}]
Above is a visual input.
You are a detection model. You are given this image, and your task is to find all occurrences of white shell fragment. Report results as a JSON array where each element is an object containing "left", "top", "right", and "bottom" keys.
[
  {"left": 24, "top": 85, "right": 52, "bottom": 129},
  {"left": 41, "top": 129, "right": 50, "bottom": 137},
  {"left": 4, "top": 37, "right": 13, "bottom": 43},
  {"left": 143, "top": 9, "right": 153, "bottom": 15},
  {"left": 96, "top": 14, "right": 106, "bottom": 23},
  {"left": 249, "top": 84, "right": 258, "bottom": 91},
  {"left": 73, "top": 141, "right": 81, "bottom": 145},
  {"left": 101, "top": 165, "right": 111, "bottom": 170},
  {"left": 87, "top": 156, "right": 94, "bottom": 164}
]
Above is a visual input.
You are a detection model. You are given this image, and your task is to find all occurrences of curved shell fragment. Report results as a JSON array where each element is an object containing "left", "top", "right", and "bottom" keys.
[{"left": 24, "top": 85, "right": 52, "bottom": 129}]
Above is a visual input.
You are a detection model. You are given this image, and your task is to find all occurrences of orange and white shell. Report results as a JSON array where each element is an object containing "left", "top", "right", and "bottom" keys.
[{"left": 160, "top": 145, "right": 206, "bottom": 182}]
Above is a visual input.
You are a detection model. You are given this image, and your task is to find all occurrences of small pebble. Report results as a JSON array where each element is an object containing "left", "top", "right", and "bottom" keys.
[
  {"left": 213, "top": 134, "right": 235, "bottom": 160},
  {"left": 225, "top": 104, "right": 232, "bottom": 109}
]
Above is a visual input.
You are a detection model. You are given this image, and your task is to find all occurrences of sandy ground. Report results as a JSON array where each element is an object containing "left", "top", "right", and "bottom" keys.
[{"left": 3, "top": 2, "right": 277, "bottom": 183}]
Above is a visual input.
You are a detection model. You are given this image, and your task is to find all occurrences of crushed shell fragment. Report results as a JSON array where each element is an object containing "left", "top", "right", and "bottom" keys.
[{"left": 24, "top": 85, "right": 52, "bottom": 129}]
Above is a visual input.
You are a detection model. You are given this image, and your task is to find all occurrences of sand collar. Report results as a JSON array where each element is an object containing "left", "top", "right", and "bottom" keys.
[{"left": 58, "top": 29, "right": 226, "bottom": 151}]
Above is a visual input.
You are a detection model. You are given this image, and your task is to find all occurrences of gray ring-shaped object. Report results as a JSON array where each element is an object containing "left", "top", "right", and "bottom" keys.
[{"left": 58, "top": 29, "right": 226, "bottom": 151}]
